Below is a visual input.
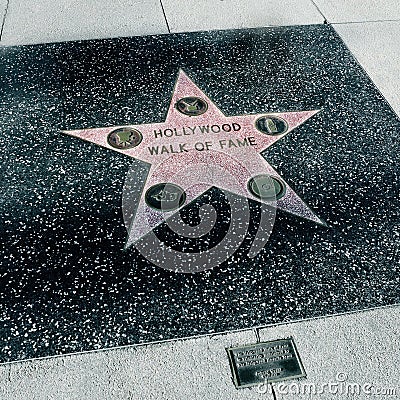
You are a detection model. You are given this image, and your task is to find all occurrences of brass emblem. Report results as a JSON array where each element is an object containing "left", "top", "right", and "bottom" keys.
[
  {"left": 145, "top": 183, "right": 186, "bottom": 211},
  {"left": 176, "top": 97, "right": 208, "bottom": 116},
  {"left": 255, "top": 116, "right": 288, "bottom": 135},
  {"left": 107, "top": 127, "right": 143, "bottom": 149},
  {"left": 248, "top": 174, "right": 286, "bottom": 200}
]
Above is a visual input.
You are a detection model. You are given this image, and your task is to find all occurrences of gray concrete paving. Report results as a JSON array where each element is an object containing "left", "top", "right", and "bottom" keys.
[
  {"left": 0, "top": 330, "right": 274, "bottom": 400},
  {"left": 0, "top": 0, "right": 168, "bottom": 46},
  {"left": 314, "top": 0, "right": 400, "bottom": 23},
  {"left": 335, "top": 21, "right": 400, "bottom": 117},
  {"left": 0, "top": 0, "right": 7, "bottom": 24},
  {"left": 259, "top": 306, "right": 400, "bottom": 399},
  {"left": 162, "top": 0, "right": 324, "bottom": 33},
  {"left": 0, "top": 307, "right": 398, "bottom": 399}
]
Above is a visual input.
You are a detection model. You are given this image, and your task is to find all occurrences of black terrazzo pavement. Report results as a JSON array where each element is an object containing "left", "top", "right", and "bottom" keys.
[{"left": 0, "top": 24, "right": 399, "bottom": 363}]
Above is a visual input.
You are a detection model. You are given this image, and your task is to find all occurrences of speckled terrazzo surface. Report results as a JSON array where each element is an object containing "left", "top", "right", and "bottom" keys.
[{"left": 0, "top": 24, "right": 399, "bottom": 363}]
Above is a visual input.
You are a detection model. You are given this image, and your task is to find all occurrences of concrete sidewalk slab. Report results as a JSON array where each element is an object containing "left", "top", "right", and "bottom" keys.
[
  {"left": 0, "top": 330, "right": 275, "bottom": 400},
  {"left": 162, "top": 0, "right": 324, "bottom": 32},
  {"left": 259, "top": 306, "right": 400, "bottom": 399},
  {"left": 0, "top": 0, "right": 7, "bottom": 26},
  {"left": 0, "top": 0, "right": 168, "bottom": 46},
  {"left": 334, "top": 21, "right": 400, "bottom": 116},
  {"left": 314, "top": 0, "right": 400, "bottom": 23}
]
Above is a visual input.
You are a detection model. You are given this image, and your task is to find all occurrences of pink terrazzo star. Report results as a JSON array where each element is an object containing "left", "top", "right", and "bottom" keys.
[{"left": 63, "top": 70, "right": 323, "bottom": 246}]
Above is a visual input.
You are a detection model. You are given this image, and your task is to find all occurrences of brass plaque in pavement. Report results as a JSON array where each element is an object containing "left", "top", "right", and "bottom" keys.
[{"left": 227, "top": 338, "right": 306, "bottom": 388}]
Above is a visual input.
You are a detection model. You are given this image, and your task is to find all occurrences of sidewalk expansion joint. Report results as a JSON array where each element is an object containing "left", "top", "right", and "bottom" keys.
[
  {"left": 159, "top": 0, "right": 171, "bottom": 33},
  {"left": 0, "top": 0, "right": 10, "bottom": 41}
]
